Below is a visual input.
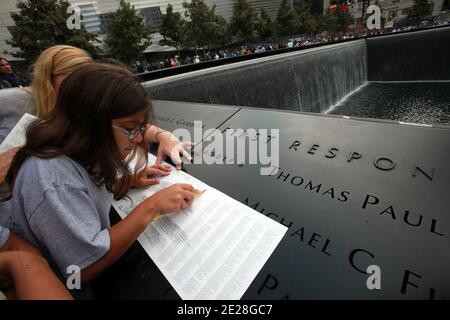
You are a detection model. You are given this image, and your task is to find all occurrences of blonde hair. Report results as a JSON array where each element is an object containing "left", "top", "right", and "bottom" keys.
[{"left": 31, "top": 45, "right": 93, "bottom": 117}]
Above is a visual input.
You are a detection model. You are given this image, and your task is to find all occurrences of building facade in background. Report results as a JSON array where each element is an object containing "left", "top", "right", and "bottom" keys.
[
  {"left": 205, "top": 0, "right": 284, "bottom": 20},
  {"left": 326, "top": 0, "right": 445, "bottom": 23},
  {"left": 1, "top": 0, "right": 286, "bottom": 59}
]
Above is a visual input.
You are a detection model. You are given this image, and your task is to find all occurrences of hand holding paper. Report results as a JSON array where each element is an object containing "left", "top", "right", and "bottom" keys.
[{"left": 113, "top": 153, "right": 288, "bottom": 300}]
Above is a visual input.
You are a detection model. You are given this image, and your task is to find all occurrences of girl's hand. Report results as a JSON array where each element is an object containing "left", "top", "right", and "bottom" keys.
[
  {"left": 0, "top": 147, "right": 19, "bottom": 183},
  {"left": 144, "top": 183, "right": 196, "bottom": 215},
  {"left": 155, "top": 131, "right": 194, "bottom": 170},
  {"left": 133, "top": 164, "right": 172, "bottom": 188}
]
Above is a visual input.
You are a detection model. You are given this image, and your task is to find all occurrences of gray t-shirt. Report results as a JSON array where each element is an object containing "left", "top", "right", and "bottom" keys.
[
  {"left": 0, "top": 87, "right": 36, "bottom": 144},
  {"left": 10, "top": 155, "right": 113, "bottom": 278},
  {"left": 0, "top": 88, "right": 35, "bottom": 229},
  {"left": 0, "top": 191, "right": 11, "bottom": 228},
  {"left": 0, "top": 225, "right": 9, "bottom": 248}
]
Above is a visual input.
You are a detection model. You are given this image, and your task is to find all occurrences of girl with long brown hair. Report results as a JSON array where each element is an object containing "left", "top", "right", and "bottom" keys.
[
  {"left": 1, "top": 45, "right": 193, "bottom": 230},
  {"left": 7, "top": 63, "right": 197, "bottom": 296}
]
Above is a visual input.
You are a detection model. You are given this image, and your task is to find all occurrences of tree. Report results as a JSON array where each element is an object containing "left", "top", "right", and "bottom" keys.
[
  {"left": 295, "top": 1, "right": 317, "bottom": 36},
  {"left": 183, "top": 0, "right": 209, "bottom": 51},
  {"left": 202, "top": 6, "right": 230, "bottom": 48},
  {"left": 409, "top": 0, "right": 433, "bottom": 18},
  {"left": 183, "top": 0, "right": 228, "bottom": 51},
  {"left": 159, "top": 4, "right": 186, "bottom": 54},
  {"left": 335, "top": 4, "right": 353, "bottom": 34},
  {"left": 212, "top": 15, "right": 231, "bottom": 47},
  {"left": 229, "top": 0, "right": 257, "bottom": 44},
  {"left": 103, "top": 0, "right": 152, "bottom": 64},
  {"left": 317, "top": 10, "right": 337, "bottom": 34},
  {"left": 318, "top": 3, "right": 352, "bottom": 35},
  {"left": 256, "top": 9, "right": 274, "bottom": 41},
  {"left": 276, "top": 0, "right": 298, "bottom": 38},
  {"left": 6, "top": 0, "right": 100, "bottom": 63}
]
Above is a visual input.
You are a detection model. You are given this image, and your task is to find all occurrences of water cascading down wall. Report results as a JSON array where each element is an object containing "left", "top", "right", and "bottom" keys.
[
  {"left": 144, "top": 27, "right": 450, "bottom": 114},
  {"left": 144, "top": 40, "right": 367, "bottom": 113}
]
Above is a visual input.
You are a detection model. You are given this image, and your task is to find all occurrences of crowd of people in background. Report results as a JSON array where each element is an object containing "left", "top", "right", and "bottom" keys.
[
  {"left": 131, "top": 36, "right": 353, "bottom": 74},
  {"left": 129, "top": 20, "right": 449, "bottom": 75}
]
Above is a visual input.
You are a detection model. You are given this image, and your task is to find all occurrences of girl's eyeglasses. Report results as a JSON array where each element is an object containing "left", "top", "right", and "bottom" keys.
[{"left": 112, "top": 123, "right": 149, "bottom": 140}]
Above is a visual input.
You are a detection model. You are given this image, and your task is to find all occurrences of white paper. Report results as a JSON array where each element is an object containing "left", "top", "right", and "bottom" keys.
[
  {"left": 113, "top": 154, "right": 288, "bottom": 300},
  {"left": 0, "top": 113, "right": 38, "bottom": 153}
]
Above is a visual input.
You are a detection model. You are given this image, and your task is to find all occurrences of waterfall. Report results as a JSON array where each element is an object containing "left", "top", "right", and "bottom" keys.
[{"left": 143, "top": 40, "right": 368, "bottom": 114}]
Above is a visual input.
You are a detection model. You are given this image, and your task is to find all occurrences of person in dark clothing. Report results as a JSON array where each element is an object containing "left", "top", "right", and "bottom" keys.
[
  {"left": 0, "top": 58, "right": 24, "bottom": 89},
  {"left": 136, "top": 61, "right": 144, "bottom": 73}
]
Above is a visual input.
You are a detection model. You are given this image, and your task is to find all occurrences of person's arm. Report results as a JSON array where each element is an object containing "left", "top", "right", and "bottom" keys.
[
  {"left": 0, "top": 251, "right": 73, "bottom": 300},
  {"left": 0, "top": 147, "right": 19, "bottom": 183},
  {"left": 144, "top": 125, "right": 193, "bottom": 169},
  {"left": 0, "top": 233, "right": 41, "bottom": 255},
  {"left": 80, "top": 199, "right": 157, "bottom": 282},
  {"left": 81, "top": 183, "right": 196, "bottom": 282},
  {"left": 144, "top": 124, "right": 167, "bottom": 144}
]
